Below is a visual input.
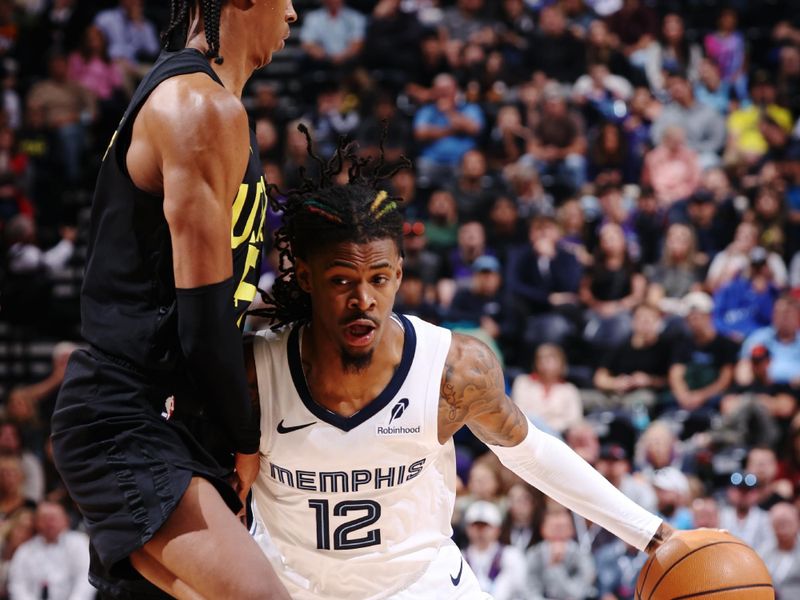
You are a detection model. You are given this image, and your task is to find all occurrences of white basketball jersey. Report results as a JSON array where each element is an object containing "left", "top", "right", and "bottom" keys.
[{"left": 251, "top": 314, "right": 459, "bottom": 599}]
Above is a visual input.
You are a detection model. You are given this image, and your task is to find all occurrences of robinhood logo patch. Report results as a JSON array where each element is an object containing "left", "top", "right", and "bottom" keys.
[{"left": 377, "top": 398, "right": 420, "bottom": 435}]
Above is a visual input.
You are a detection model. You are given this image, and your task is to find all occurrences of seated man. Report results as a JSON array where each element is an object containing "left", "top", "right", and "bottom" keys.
[
  {"left": 737, "top": 294, "right": 800, "bottom": 387},
  {"left": 244, "top": 136, "right": 678, "bottom": 599},
  {"left": 668, "top": 292, "right": 738, "bottom": 419},
  {"left": 299, "top": 0, "right": 366, "bottom": 72},
  {"left": 587, "top": 303, "right": 673, "bottom": 412}
]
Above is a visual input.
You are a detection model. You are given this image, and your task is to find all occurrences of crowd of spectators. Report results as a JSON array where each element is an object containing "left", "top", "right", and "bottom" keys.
[{"left": 1, "top": 0, "right": 800, "bottom": 599}]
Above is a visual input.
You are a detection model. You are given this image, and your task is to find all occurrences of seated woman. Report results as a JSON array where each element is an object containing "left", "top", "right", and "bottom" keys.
[
  {"left": 511, "top": 343, "right": 583, "bottom": 435},
  {"left": 645, "top": 223, "right": 705, "bottom": 316}
]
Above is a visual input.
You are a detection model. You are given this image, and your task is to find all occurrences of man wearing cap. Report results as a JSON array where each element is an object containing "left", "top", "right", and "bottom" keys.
[
  {"left": 719, "top": 469, "right": 775, "bottom": 554},
  {"left": 445, "top": 255, "right": 504, "bottom": 342},
  {"left": 596, "top": 444, "right": 657, "bottom": 514},
  {"left": 650, "top": 466, "right": 693, "bottom": 530},
  {"left": 668, "top": 292, "right": 739, "bottom": 417},
  {"left": 462, "top": 501, "right": 526, "bottom": 600}
]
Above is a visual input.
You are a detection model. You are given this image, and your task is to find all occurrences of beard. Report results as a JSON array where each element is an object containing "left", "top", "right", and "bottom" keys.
[{"left": 340, "top": 348, "right": 374, "bottom": 373}]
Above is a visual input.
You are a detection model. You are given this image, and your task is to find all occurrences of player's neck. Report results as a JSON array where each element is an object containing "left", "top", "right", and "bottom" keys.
[
  {"left": 185, "top": 37, "right": 253, "bottom": 98},
  {"left": 301, "top": 319, "right": 405, "bottom": 416}
]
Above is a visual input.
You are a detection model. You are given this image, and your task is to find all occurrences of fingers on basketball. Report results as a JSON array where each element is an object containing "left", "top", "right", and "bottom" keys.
[{"left": 635, "top": 529, "right": 774, "bottom": 600}]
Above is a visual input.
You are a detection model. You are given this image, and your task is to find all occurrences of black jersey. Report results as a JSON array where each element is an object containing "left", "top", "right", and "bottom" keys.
[{"left": 81, "top": 48, "right": 266, "bottom": 372}]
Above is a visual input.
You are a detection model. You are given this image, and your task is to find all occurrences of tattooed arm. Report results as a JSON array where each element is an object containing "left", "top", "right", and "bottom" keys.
[
  {"left": 437, "top": 333, "right": 527, "bottom": 446},
  {"left": 438, "top": 333, "right": 669, "bottom": 553}
]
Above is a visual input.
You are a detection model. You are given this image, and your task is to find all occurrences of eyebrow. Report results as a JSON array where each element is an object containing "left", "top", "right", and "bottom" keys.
[{"left": 326, "top": 259, "right": 394, "bottom": 270}]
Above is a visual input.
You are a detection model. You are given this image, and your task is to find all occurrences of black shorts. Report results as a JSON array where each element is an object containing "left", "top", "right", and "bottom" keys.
[{"left": 51, "top": 348, "right": 241, "bottom": 585}]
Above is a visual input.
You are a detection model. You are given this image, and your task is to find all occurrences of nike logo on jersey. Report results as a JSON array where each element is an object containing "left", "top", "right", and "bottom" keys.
[
  {"left": 276, "top": 419, "right": 317, "bottom": 434},
  {"left": 450, "top": 558, "right": 463, "bottom": 586}
]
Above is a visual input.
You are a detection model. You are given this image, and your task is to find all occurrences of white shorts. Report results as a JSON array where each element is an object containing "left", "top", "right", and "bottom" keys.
[{"left": 391, "top": 540, "right": 491, "bottom": 600}]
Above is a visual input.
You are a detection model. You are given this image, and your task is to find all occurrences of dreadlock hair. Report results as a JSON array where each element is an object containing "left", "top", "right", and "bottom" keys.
[
  {"left": 251, "top": 124, "right": 412, "bottom": 330},
  {"left": 161, "top": 0, "right": 225, "bottom": 64}
]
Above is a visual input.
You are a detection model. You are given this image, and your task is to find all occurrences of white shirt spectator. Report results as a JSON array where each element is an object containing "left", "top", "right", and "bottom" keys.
[
  {"left": 719, "top": 505, "right": 775, "bottom": 555},
  {"left": 93, "top": 5, "right": 160, "bottom": 63},
  {"left": 8, "top": 531, "right": 93, "bottom": 600},
  {"left": 299, "top": 5, "right": 366, "bottom": 57},
  {"left": 464, "top": 542, "right": 527, "bottom": 600}
]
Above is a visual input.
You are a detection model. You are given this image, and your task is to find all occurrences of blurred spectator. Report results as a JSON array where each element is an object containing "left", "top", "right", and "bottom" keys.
[
  {"left": 67, "top": 26, "right": 124, "bottom": 104},
  {"left": 738, "top": 294, "right": 800, "bottom": 387},
  {"left": 0, "top": 509, "right": 34, "bottom": 596},
  {"left": 404, "top": 30, "right": 449, "bottom": 104},
  {"left": 641, "top": 124, "right": 701, "bottom": 206},
  {"left": 441, "top": 0, "right": 492, "bottom": 48},
  {"left": 0, "top": 423, "right": 43, "bottom": 504},
  {"left": 585, "top": 18, "right": 638, "bottom": 84},
  {"left": 444, "top": 254, "right": 504, "bottom": 344},
  {"left": 655, "top": 13, "right": 702, "bottom": 93},
  {"left": 707, "top": 221, "right": 787, "bottom": 292},
  {"left": 499, "top": 483, "right": 544, "bottom": 553},
  {"left": 495, "top": 0, "right": 535, "bottom": 78},
  {"left": 362, "top": 0, "right": 425, "bottom": 79},
  {"left": 506, "top": 215, "right": 582, "bottom": 356},
  {"left": 510, "top": 343, "right": 583, "bottom": 435},
  {"left": 502, "top": 160, "right": 553, "bottom": 219},
  {"left": 18, "top": 0, "right": 91, "bottom": 77},
  {"left": 668, "top": 292, "right": 738, "bottom": 420},
  {"left": 587, "top": 120, "right": 631, "bottom": 184},
  {"left": 573, "top": 63, "right": 632, "bottom": 127},
  {"left": 422, "top": 190, "right": 459, "bottom": 253},
  {"left": 588, "top": 303, "right": 670, "bottom": 412},
  {"left": 746, "top": 447, "right": 793, "bottom": 510},
  {"left": 595, "top": 443, "right": 657, "bottom": 513},
  {"left": 26, "top": 52, "right": 95, "bottom": 184},
  {"left": 703, "top": 8, "right": 747, "bottom": 102},
  {"left": 302, "top": 84, "right": 360, "bottom": 159},
  {"left": 462, "top": 501, "right": 527, "bottom": 600},
  {"left": 443, "top": 220, "right": 491, "bottom": 292},
  {"left": 486, "top": 104, "right": 530, "bottom": 168},
  {"left": 0, "top": 456, "right": 35, "bottom": 522},
  {"left": 93, "top": 0, "right": 159, "bottom": 80},
  {"left": 527, "top": 5, "right": 586, "bottom": 83},
  {"left": 634, "top": 421, "right": 685, "bottom": 475},
  {"left": 580, "top": 223, "right": 645, "bottom": 349},
  {"left": 726, "top": 71, "right": 793, "bottom": 168},
  {"left": 448, "top": 149, "right": 496, "bottom": 222},
  {"left": 752, "top": 185, "right": 789, "bottom": 257},
  {"left": 8, "top": 501, "right": 93, "bottom": 600},
  {"left": 399, "top": 219, "right": 443, "bottom": 290},
  {"left": 456, "top": 454, "right": 508, "bottom": 521},
  {"left": 650, "top": 466, "right": 692, "bottom": 530},
  {"left": 300, "top": 0, "right": 366, "bottom": 74},
  {"left": 693, "top": 59, "right": 731, "bottom": 116},
  {"left": 485, "top": 196, "right": 526, "bottom": 265},
  {"left": 605, "top": 0, "right": 658, "bottom": 87},
  {"left": 712, "top": 247, "right": 780, "bottom": 341},
  {"left": 356, "top": 90, "right": 411, "bottom": 165},
  {"left": 652, "top": 71, "right": 726, "bottom": 169},
  {"left": 1, "top": 215, "right": 75, "bottom": 327},
  {"left": 594, "top": 537, "right": 647, "bottom": 600},
  {"left": 691, "top": 496, "right": 720, "bottom": 528},
  {"left": 621, "top": 86, "right": 658, "bottom": 178},
  {"left": 557, "top": 199, "right": 592, "bottom": 266},
  {"left": 413, "top": 73, "right": 484, "bottom": 185},
  {"left": 393, "top": 266, "right": 440, "bottom": 325},
  {"left": 644, "top": 224, "right": 704, "bottom": 314},
  {"left": 565, "top": 420, "right": 601, "bottom": 466},
  {"left": 525, "top": 82, "right": 587, "bottom": 194},
  {"left": 777, "top": 43, "right": 800, "bottom": 117},
  {"left": 719, "top": 470, "right": 775, "bottom": 554},
  {"left": 763, "top": 502, "right": 800, "bottom": 599},
  {"left": 525, "top": 509, "right": 596, "bottom": 600}
]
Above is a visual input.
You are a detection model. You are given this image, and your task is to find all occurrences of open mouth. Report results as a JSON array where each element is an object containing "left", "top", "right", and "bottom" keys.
[{"left": 343, "top": 319, "right": 377, "bottom": 347}]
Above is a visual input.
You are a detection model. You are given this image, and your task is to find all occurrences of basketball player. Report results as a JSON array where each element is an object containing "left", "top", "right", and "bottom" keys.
[
  {"left": 244, "top": 132, "right": 676, "bottom": 599},
  {"left": 51, "top": 1, "right": 295, "bottom": 598}
]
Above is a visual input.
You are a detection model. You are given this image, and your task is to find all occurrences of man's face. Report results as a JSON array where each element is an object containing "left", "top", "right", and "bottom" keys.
[
  {"left": 773, "top": 299, "right": 800, "bottom": 337},
  {"left": 473, "top": 271, "right": 501, "bottom": 296},
  {"left": 297, "top": 239, "right": 402, "bottom": 372}
]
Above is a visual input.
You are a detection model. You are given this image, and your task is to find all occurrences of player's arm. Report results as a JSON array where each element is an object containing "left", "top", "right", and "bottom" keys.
[
  {"left": 438, "top": 333, "right": 673, "bottom": 553},
  {"left": 139, "top": 77, "right": 260, "bottom": 456}
]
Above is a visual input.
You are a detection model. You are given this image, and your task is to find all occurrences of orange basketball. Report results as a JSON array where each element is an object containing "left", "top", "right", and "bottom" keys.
[{"left": 635, "top": 529, "right": 774, "bottom": 599}]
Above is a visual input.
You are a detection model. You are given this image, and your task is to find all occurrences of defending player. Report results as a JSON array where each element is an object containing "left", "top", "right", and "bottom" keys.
[
  {"left": 51, "top": 1, "right": 295, "bottom": 598},
  {"left": 244, "top": 131, "right": 675, "bottom": 599}
]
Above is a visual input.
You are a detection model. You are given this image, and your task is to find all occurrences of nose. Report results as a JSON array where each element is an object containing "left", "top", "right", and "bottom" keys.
[
  {"left": 347, "top": 282, "right": 375, "bottom": 312},
  {"left": 286, "top": 0, "right": 298, "bottom": 23}
]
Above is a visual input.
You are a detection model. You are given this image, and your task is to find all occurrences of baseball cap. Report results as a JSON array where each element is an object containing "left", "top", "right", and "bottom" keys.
[
  {"left": 651, "top": 467, "right": 689, "bottom": 495},
  {"left": 682, "top": 291, "right": 713, "bottom": 315},
  {"left": 751, "top": 344, "right": 771, "bottom": 362},
  {"left": 464, "top": 501, "right": 502, "bottom": 527},
  {"left": 472, "top": 255, "right": 501, "bottom": 274},
  {"left": 599, "top": 444, "right": 628, "bottom": 461}
]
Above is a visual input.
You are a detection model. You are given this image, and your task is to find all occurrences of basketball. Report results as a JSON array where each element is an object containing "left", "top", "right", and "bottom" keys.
[{"left": 635, "top": 529, "right": 774, "bottom": 600}]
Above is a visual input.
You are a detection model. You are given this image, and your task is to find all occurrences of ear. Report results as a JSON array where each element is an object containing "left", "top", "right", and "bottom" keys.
[{"left": 295, "top": 258, "right": 312, "bottom": 293}]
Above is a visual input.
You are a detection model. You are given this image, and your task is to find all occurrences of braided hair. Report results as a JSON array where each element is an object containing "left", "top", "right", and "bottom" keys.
[
  {"left": 250, "top": 125, "right": 412, "bottom": 330},
  {"left": 162, "top": 0, "right": 225, "bottom": 64}
]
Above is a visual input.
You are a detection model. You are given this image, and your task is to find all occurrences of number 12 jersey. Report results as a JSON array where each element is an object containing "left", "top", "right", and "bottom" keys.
[{"left": 250, "top": 314, "right": 462, "bottom": 599}]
